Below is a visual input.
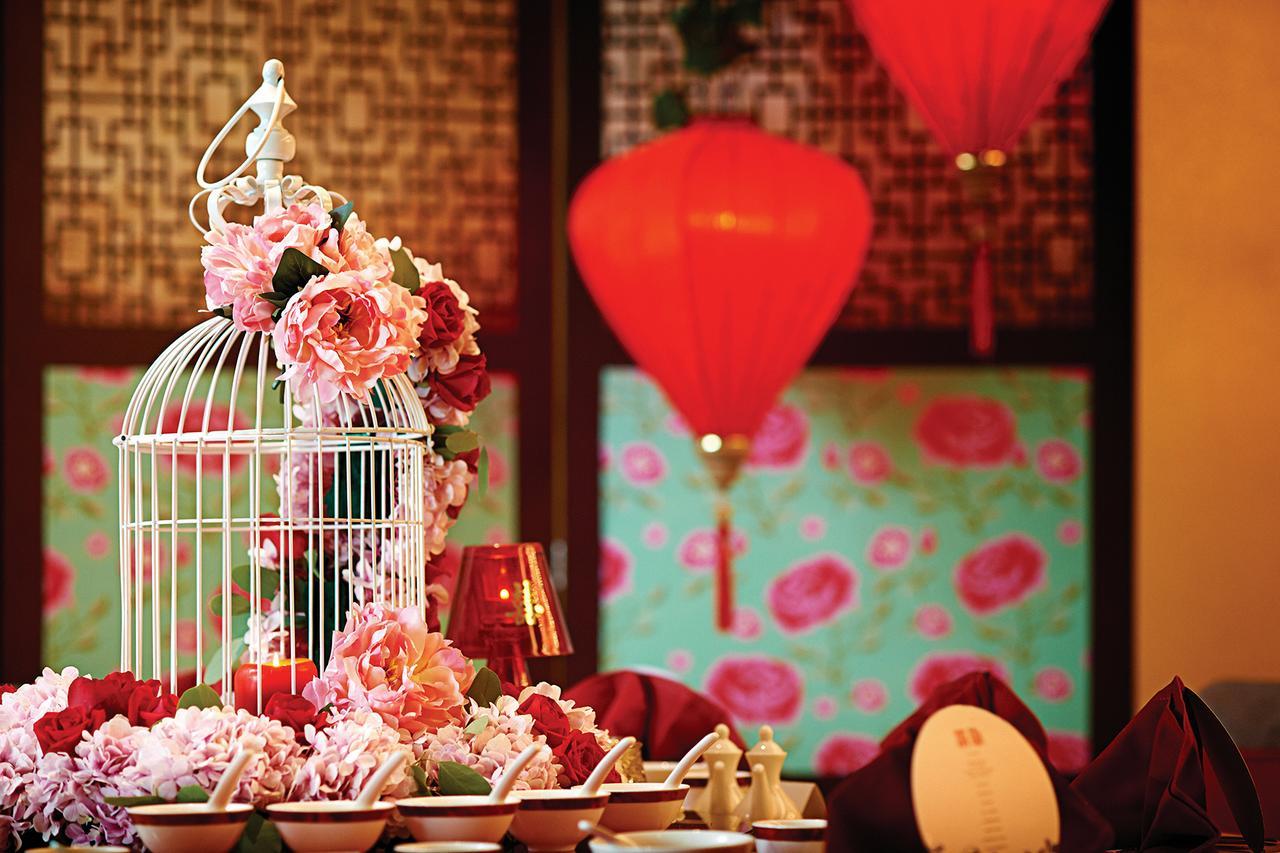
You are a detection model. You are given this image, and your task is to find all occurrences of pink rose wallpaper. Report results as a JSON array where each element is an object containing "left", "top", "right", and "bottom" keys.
[{"left": 600, "top": 366, "right": 1091, "bottom": 774}]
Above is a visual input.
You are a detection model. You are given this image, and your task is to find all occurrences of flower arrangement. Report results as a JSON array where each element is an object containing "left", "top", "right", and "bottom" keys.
[
  {"left": 0, "top": 605, "right": 624, "bottom": 851},
  {"left": 199, "top": 200, "right": 491, "bottom": 660}
]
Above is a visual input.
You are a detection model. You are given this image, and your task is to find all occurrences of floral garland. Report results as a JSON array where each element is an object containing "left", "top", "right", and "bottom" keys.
[
  {"left": 0, "top": 604, "right": 623, "bottom": 850},
  {"left": 201, "top": 201, "right": 490, "bottom": 654}
]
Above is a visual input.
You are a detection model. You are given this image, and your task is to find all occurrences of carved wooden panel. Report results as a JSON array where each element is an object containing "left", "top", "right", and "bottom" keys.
[
  {"left": 601, "top": 0, "right": 1094, "bottom": 329},
  {"left": 44, "top": 0, "right": 517, "bottom": 330}
]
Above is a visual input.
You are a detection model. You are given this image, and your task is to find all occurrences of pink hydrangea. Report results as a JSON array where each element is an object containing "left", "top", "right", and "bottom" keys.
[
  {"left": 273, "top": 269, "right": 427, "bottom": 403},
  {"left": 134, "top": 706, "right": 304, "bottom": 806},
  {"left": 291, "top": 710, "right": 415, "bottom": 802},
  {"left": 304, "top": 603, "right": 476, "bottom": 744},
  {"left": 0, "top": 666, "right": 80, "bottom": 841},
  {"left": 418, "top": 697, "right": 560, "bottom": 791}
]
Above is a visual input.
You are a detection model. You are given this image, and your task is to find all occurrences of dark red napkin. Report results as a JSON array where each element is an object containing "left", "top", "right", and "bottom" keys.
[
  {"left": 826, "top": 672, "right": 1114, "bottom": 853},
  {"left": 1072, "top": 677, "right": 1265, "bottom": 852},
  {"left": 563, "top": 669, "right": 745, "bottom": 759}
]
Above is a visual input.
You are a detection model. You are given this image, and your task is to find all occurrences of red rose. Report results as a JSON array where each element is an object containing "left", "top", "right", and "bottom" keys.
[
  {"left": 431, "top": 354, "right": 491, "bottom": 412},
  {"left": 914, "top": 397, "right": 1017, "bottom": 467},
  {"left": 67, "top": 671, "right": 138, "bottom": 719},
  {"left": 553, "top": 730, "right": 619, "bottom": 787},
  {"left": 766, "top": 554, "right": 858, "bottom": 634},
  {"left": 748, "top": 404, "right": 809, "bottom": 469},
  {"left": 0, "top": 684, "right": 15, "bottom": 696},
  {"left": 518, "top": 693, "right": 571, "bottom": 748},
  {"left": 704, "top": 655, "right": 804, "bottom": 725},
  {"left": 264, "top": 693, "right": 326, "bottom": 740},
  {"left": 953, "top": 533, "right": 1047, "bottom": 616},
  {"left": 127, "top": 684, "right": 178, "bottom": 727},
  {"left": 908, "top": 652, "right": 1010, "bottom": 704},
  {"left": 418, "top": 279, "right": 467, "bottom": 349},
  {"left": 34, "top": 706, "right": 106, "bottom": 754}
]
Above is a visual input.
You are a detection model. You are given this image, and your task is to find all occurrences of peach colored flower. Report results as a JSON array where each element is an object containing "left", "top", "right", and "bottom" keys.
[
  {"left": 201, "top": 222, "right": 277, "bottom": 331},
  {"left": 255, "top": 202, "right": 341, "bottom": 269},
  {"left": 303, "top": 603, "right": 476, "bottom": 744},
  {"left": 273, "top": 269, "right": 427, "bottom": 403},
  {"left": 335, "top": 214, "right": 392, "bottom": 281}
]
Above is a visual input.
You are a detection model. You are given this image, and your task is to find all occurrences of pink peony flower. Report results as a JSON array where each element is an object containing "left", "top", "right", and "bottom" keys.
[
  {"left": 913, "top": 604, "right": 952, "bottom": 639},
  {"left": 812, "top": 733, "right": 880, "bottom": 776},
  {"left": 64, "top": 447, "right": 108, "bottom": 493},
  {"left": 599, "top": 538, "right": 633, "bottom": 603},
  {"left": 704, "top": 655, "right": 803, "bottom": 725},
  {"left": 677, "top": 528, "right": 748, "bottom": 572},
  {"left": 159, "top": 399, "right": 250, "bottom": 474},
  {"left": 915, "top": 397, "right": 1018, "bottom": 467},
  {"left": 619, "top": 442, "right": 666, "bottom": 486},
  {"left": 866, "top": 526, "right": 912, "bottom": 570},
  {"left": 44, "top": 548, "right": 74, "bottom": 615},
  {"left": 303, "top": 603, "right": 476, "bottom": 744},
  {"left": 254, "top": 202, "right": 342, "bottom": 269},
  {"left": 273, "top": 269, "right": 427, "bottom": 403},
  {"left": 201, "top": 222, "right": 277, "bottom": 331},
  {"left": 1036, "top": 439, "right": 1082, "bottom": 483},
  {"left": 729, "top": 606, "right": 763, "bottom": 641},
  {"left": 953, "top": 533, "right": 1048, "bottom": 616},
  {"left": 767, "top": 554, "right": 858, "bottom": 633},
  {"left": 908, "top": 652, "right": 1010, "bottom": 704},
  {"left": 747, "top": 404, "right": 809, "bottom": 469},
  {"left": 850, "top": 679, "right": 888, "bottom": 713},
  {"left": 848, "top": 442, "right": 892, "bottom": 485},
  {"left": 1033, "top": 667, "right": 1074, "bottom": 702}
]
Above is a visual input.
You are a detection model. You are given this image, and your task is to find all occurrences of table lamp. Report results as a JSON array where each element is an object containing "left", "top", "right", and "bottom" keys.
[{"left": 446, "top": 543, "right": 573, "bottom": 688}]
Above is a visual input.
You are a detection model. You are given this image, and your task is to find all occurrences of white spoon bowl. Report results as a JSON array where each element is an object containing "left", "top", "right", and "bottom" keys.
[
  {"left": 510, "top": 789, "right": 612, "bottom": 852},
  {"left": 598, "top": 782, "right": 690, "bottom": 832},
  {"left": 128, "top": 802, "right": 254, "bottom": 853},
  {"left": 396, "top": 794, "right": 521, "bottom": 844},
  {"left": 265, "top": 800, "right": 395, "bottom": 852}
]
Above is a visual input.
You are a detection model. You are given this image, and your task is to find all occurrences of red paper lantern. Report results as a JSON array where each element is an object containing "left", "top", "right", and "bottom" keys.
[
  {"left": 569, "top": 118, "right": 873, "bottom": 629},
  {"left": 846, "top": 0, "right": 1109, "bottom": 353}
]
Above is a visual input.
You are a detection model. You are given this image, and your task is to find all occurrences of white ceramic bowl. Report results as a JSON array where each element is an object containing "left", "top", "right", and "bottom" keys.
[
  {"left": 510, "top": 789, "right": 611, "bottom": 852},
  {"left": 265, "top": 800, "right": 395, "bottom": 852},
  {"left": 396, "top": 794, "right": 519, "bottom": 843},
  {"left": 598, "top": 782, "right": 690, "bottom": 832},
  {"left": 752, "top": 819, "right": 828, "bottom": 853},
  {"left": 127, "top": 802, "right": 254, "bottom": 853},
  {"left": 588, "top": 829, "right": 754, "bottom": 852},
  {"left": 394, "top": 843, "right": 502, "bottom": 853}
]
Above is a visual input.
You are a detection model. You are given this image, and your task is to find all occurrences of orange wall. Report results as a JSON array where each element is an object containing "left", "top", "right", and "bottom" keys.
[{"left": 1136, "top": 0, "right": 1280, "bottom": 701}]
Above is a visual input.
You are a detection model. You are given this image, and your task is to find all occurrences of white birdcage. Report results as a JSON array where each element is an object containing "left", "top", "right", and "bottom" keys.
[{"left": 114, "top": 60, "right": 433, "bottom": 708}]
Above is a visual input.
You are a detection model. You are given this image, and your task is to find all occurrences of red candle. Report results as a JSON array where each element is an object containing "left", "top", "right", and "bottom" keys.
[{"left": 233, "top": 658, "right": 318, "bottom": 712}]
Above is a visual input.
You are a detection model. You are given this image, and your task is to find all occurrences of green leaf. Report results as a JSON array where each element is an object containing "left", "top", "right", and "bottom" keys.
[
  {"left": 104, "top": 794, "right": 166, "bottom": 807},
  {"left": 476, "top": 446, "right": 489, "bottom": 498},
  {"left": 232, "top": 565, "right": 281, "bottom": 600},
  {"left": 466, "top": 666, "right": 502, "bottom": 707},
  {"left": 653, "top": 89, "right": 690, "bottom": 130},
  {"left": 463, "top": 715, "right": 491, "bottom": 736},
  {"left": 437, "top": 761, "right": 492, "bottom": 796},
  {"left": 210, "top": 592, "right": 250, "bottom": 618},
  {"left": 210, "top": 305, "right": 233, "bottom": 320},
  {"left": 178, "top": 683, "right": 223, "bottom": 710},
  {"left": 411, "top": 764, "right": 430, "bottom": 796},
  {"left": 271, "top": 247, "right": 329, "bottom": 297},
  {"left": 328, "top": 200, "right": 356, "bottom": 233},
  {"left": 176, "top": 784, "right": 210, "bottom": 804},
  {"left": 444, "top": 429, "right": 480, "bottom": 455},
  {"left": 236, "top": 812, "right": 283, "bottom": 853},
  {"left": 390, "top": 247, "right": 420, "bottom": 292}
]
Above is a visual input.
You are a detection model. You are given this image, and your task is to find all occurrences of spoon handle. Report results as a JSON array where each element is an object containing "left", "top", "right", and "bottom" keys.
[
  {"left": 664, "top": 732, "right": 721, "bottom": 788},
  {"left": 488, "top": 743, "right": 544, "bottom": 803},
  {"left": 355, "top": 751, "right": 408, "bottom": 809},
  {"left": 208, "top": 747, "right": 255, "bottom": 812},
  {"left": 579, "top": 736, "right": 636, "bottom": 796}
]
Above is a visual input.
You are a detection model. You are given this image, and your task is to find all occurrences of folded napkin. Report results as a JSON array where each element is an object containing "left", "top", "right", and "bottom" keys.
[
  {"left": 1072, "top": 676, "right": 1265, "bottom": 852},
  {"left": 563, "top": 669, "right": 745, "bottom": 759},
  {"left": 826, "top": 672, "right": 1114, "bottom": 853}
]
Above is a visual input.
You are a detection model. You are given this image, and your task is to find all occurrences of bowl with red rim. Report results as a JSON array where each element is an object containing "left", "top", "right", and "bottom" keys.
[
  {"left": 265, "top": 800, "right": 395, "bottom": 852},
  {"left": 395, "top": 794, "right": 520, "bottom": 843},
  {"left": 751, "top": 818, "right": 828, "bottom": 853},
  {"left": 597, "top": 782, "right": 691, "bottom": 832},
  {"left": 588, "top": 829, "right": 754, "bottom": 852},
  {"left": 127, "top": 802, "right": 254, "bottom": 853},
  {"left": 510, "top": 788, "right": 612, "bottom": 852}
]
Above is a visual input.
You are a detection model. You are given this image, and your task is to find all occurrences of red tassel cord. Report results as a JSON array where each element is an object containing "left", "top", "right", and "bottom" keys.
[
  {"left": 715, "top": 496, "right": 734, "bottom": 632},
  {"left": 969, "top": 241, "right": 994, "bottom": 357}
]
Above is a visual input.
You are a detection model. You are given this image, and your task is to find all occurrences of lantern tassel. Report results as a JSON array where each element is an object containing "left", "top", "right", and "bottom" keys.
[
  {"left": 969, "top": 241, "right": 994, "bottom": 357},
  {"left": 715, "top": 494, "right": 734, "bottom": 632}
]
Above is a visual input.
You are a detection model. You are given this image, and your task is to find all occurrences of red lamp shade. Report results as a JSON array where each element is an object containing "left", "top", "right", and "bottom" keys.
[
  {"left": 569, "top": 117, "right": 872, "bottom": 445},
  {"left": 846, "top": 0, "right": 1109, "bottom": 159},
  {"left": 446, "top": 543, "right": 572, "bottom": 688},
  {"left": 569, "top": 118, "right": 872, "bottom": 630}
]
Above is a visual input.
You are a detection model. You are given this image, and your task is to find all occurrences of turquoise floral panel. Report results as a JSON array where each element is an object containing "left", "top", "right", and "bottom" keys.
[
  {"left": 42, "top": 366, "right": 518, "bottom": 678},
  {"left": 599, "top": 366, "right": 1091, "bottom": 777}
]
